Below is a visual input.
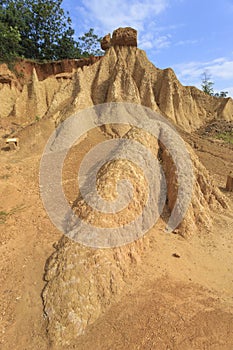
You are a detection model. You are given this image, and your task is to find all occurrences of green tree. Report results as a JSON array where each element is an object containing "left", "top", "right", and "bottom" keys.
[
  {"left": 0, "top": 0, "right": 32, "bottom": 58},
  {"left": 201, "top": 71, "right": 214, "bottom": 95},
  {"left": 27, "top": 0, "right": 77, "bottom": 60},
  {"left": 78, "top": 28, "right": 103, "bottom": 57},
  {"left": 55, "top": 25, "right": 81, "bottom": 59},
  {"left": 0, "top": 21, "right": 21, "bottom": 61},
  {"left": 22, "top": 0, "right": 81, "bottom": 60},
  {"left": 201, "top": 71, "right": 228, "bottom": 98},
  {"left": 0, "top": 0, "right": 82, "bottom": 60},
  {"left": 0, "top": 1, "right": 23, "bottom": 61},
  {"left": 0, "top": 1, "right": 103, "bottom": 61},
  {"left": 214, "top": 91, "right": 228, "bottom": 98}
]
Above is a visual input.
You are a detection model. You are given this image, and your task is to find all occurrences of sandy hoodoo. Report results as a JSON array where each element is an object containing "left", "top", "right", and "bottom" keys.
[
  {"left": 39, "top": 27, "right": 231, "bottom": 347},
  {"left": 1, "top": 27, "right": 233, "bottom": 131}
]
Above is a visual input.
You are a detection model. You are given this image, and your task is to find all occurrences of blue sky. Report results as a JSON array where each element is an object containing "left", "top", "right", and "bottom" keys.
[{"left": 63, "top": 0, "right": 233, "bottom": 97}]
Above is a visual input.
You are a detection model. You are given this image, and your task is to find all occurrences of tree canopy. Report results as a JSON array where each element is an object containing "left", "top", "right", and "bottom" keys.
[
  {"left": 78, "top": 28, "right": 103, "bottom": 57},
  {"left": 201, "top": 71, "right": 214, "bottom": 95},
  {"left": 201, "top": 71, "right": 228, "bottom": 98},
  {"left": 0, "top": 0, "right": 103, "bottom": 62}
]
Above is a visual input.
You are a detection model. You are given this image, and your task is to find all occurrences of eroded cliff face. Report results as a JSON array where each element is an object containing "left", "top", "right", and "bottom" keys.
[{"left": 1, "top": 29, "right": 233, "bottom": 132}]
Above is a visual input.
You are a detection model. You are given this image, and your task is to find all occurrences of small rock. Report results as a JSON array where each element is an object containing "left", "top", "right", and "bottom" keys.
[{"left": 172, "top": 253, "right": 180, "bottom": 258}]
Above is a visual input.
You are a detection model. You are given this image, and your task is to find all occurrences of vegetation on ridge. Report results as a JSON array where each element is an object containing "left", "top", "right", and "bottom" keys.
[
  {"left": 0, "top": 0, "right": 103, "bottom": 62},
  {"left": 216, "top": 131, "right": 233, "bottom": 144},
  {"left": 201, "top": 71, "right": 228, "bottom": 98}
]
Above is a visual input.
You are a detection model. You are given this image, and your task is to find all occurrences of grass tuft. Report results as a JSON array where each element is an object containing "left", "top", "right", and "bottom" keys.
[
  {"left": 0, "top": 205, "right": 26, "bottom": 224},
  {"left": 215, "top": 132, "right": 233, "bottom": 144}
]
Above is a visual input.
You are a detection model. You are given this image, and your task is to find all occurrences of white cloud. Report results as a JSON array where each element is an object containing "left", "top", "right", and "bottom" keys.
[
  {"left": 140, "top": 41, "right": 153, "bottom": 50},
  {"left": 154, "top": 34, "right": 171, "bottom": 49},
  {"left": 139, "top": 32, "right": 154, "bottom": 50},
  {"left": 156, "top": 23, "right": 185, "bottom": 32},
  {"left": 208, "top": 60, "right": 233, "bottom": 80},
  {"left": 76, "top": 0, "right": 169, "bottom": 33},
  {"left": 75, "top": 0, "right": 172, "bottom": 53},
  {"left": 173, "top": 57, "right": 233, "bottom": 97},
  {"left": 174, "top": 57, "right": 233, "bottom": 82},
  {"left": 139, "top": 32, "right": 171, "bottom": 50},
  {"left": 175, "top": 39, "right": 199, "bottom": 46}
]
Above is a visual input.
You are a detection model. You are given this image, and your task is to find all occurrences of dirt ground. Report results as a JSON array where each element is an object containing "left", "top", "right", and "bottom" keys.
[{"left": 0, "top": 126, "right": 233, "bottom": 350}]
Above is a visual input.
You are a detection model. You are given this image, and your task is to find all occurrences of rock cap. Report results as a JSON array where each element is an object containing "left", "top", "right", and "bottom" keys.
[{"left": 101, "top": 27, "right": 137, "bottom": 50}]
